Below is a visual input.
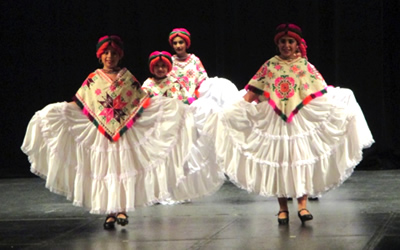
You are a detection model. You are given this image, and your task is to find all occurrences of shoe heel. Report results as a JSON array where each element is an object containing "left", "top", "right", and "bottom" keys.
[
  {"left": 298, "top": 208, "right": 313, "bottom": 223},
  {"left": 277, "top": 211, "right": 289, "bottom": 225}
]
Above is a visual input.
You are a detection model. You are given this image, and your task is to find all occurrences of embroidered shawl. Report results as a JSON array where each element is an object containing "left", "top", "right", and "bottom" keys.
[
  {"left": 74, "top": 68, "right": 150, "bottom": 141},
  {"left": 142, "top": 77, "right": 195, "bottom": 104},
  {"left": 246, "top": 56, "right": 327, "bottom": 122},
  {"left": 168, "top": 54, "right": 207, "bottom": 103}
]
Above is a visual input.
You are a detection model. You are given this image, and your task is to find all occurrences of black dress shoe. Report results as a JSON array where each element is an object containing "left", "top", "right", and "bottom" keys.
[
  {"left": 103, "top": 215, "right": 117, "bottom": 230},
  {"left": 298, "top": 208, "right": 313, "bottom": 223},
  {"left": 277, "top": 211, "right": 289, "bottom": 225},
  {"left": 116, "top": 213, "right": 129, "bottom": 226}
]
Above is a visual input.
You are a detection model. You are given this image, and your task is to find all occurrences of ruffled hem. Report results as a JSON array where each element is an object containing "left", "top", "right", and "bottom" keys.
[
  {"left": 201, "top": 87, "right": 374, "bottom": 198},
  {"left": 21, "top": 96, "right": 217, "bottom": 214}
]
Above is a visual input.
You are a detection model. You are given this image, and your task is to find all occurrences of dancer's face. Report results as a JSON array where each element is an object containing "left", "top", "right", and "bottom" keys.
[
  {"left": 277, "top": 35, "right": 298, "bottom": 60},
  {"left": 101, "top": 46, "right": 121, "bottom": 69},
  {"left": 172, "top": 36, "right": 187, "bottom": 57},
  {"left": 153, "top": 61, "right": 168, "bottom": 78}
]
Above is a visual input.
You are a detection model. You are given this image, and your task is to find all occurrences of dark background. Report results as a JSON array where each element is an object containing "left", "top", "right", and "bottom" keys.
[{"left": 1, "top": 0, "right": 399, "bottom": 178}]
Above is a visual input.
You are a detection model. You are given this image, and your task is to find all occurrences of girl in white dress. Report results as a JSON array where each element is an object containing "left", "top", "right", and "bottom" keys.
[
  {"left": 142, "top": 51, "right": 226, "bottom": 205},
  {"left": 21, "top": 36, "right": 205, "bottom": 229},
  {"left": 168, "top": 28, "right": 241, "bottom": 133},
  {"left": 201, "top": 24, "right": 374, "bottom": 224}
]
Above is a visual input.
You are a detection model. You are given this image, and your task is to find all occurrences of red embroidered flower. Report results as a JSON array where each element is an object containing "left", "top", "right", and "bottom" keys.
[
  {"left": 178, "top": 76, "right": 190, "bottom": 90},
  {"left": 274, "top": 76, "right": 295, "bottom": 100},
  {"left": 95, "top": 89, "right": 102, "bottom": 95},
  {"left": 291, "top": 65, "right": 300, "bottom": 73},
  {"left": 267, "top": 70, "right": 274, "bottom": 79},
  {"left": 274, "top": 64, "right": 282, "bottom": 71}
]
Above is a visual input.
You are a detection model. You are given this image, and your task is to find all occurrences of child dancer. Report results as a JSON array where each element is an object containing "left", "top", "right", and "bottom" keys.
[
  {"left": 201, "top": 24, "right": 374, "bottom": 224},
  {"left": 21, "top": 35, "right": 205, "bottom": 229},
  {"left": 142, "top": 51, "right": 225, "bottom": 204},
  {"left": 168, "top": 28, "right": 241, "bottom": 132}
]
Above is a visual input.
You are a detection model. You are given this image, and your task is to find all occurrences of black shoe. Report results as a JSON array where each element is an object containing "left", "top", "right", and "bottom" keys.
[
  {"left": 298, "top": 208, "right": 313, "bottom": 223},
  {"left": 103, "top": 215, "right": 116, "bottom": 230},
  {"left": 277, "top": 211, "right": 289, "bottom": 225},
  {"left": 116, "top": 213, "right": 129, "bottom": 226},
  {"left": 308, "top": 197, "right": 319, "bottom": 201}
]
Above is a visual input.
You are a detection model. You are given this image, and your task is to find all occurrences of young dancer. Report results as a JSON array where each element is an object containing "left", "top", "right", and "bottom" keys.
[
  {"left": 168, "top": 28, "right": 241, "bottom": 133},
  {"left": 21, "top": 35, "right": 207, "bottom": 229},
  {"left": 201, "top": 24, "right": 374, "bottom": 224},
  {"left": 142, "top": 50, "right": 226, "bottom": 205}
]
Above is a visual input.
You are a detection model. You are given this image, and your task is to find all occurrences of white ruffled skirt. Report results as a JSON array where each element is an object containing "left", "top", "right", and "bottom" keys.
[
  {"left": 157, "top": 77, "right": 241, "bottom": 204},
  {"left": 21, "top": 96, "right": 223, "bottom": 214},
  {"left": 190, "top": 77, "right": 242, "bottom": 133},
  {"left": 201, "top": 87, "right": 374, "bottom": 198}
]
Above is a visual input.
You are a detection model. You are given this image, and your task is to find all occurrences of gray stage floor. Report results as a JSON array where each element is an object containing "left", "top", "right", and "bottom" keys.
[{"left": 1, "top": 170, "right": 400, "bottom": 250}]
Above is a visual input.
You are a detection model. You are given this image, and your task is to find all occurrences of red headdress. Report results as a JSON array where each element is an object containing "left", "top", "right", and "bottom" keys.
[
  {"left": 274, "top": 23, "right": 307, "bottom": 59},
  {"left": 96, "top": 35, "right": 124, "bottom": 59},
  {"left": 148, "top": 51, "right": 173, "bottom": 75},
  {"left": 169, "top": 28, "right": 191, "bottom": 48}
]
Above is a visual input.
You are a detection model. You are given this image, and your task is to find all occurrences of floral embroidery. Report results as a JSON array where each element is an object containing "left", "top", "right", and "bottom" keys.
[
  {"left": 246, "top": 57, "right": 327, "bottom": 123},
  {"left": 307, "top": 63, "right": 314, "bottom": 74},
  {"left": 169, "top": 54, "right": 208, "bottom": 102},
  {"left": 82, "top": 72, "right": 96, "bottom": 88},
  {"left": 75, "top": 68, "right": 149, "bottom": 142},
  {"left": 307, "top": 63, "right": 323, "bottom": 80},
  {"left": 297, "top": 70, "right": 306, "bottom": 78},
  {"left": 290, "top": 65, "right": 300, "bottom": 74},
  {"left": 252, "top": 65, "right": 267, "bottom": 80},
  {"left": 115, "top": 79, "right": 124, "bottom": 87},
  {"left": 178, "top": 76, "right": 190, "bottom": 90},
  {"left": 99, "top": 94, "right": 127, "bottom": 124},
  {"left": 187, "top": 69, "right": 195, "bottom": 78},
  {"left": 273, "top": 75, "right": 296, "bottom": 101},
  {"left": 267, "top": 70, "right": 274, "bottom": 79},
  {"left": 132, "top": 98, "right": 140, "bottom": 106}
]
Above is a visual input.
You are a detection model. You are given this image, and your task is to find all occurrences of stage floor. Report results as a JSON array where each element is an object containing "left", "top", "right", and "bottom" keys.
[{"left": 1, "top": 170, "right": 400, "bottom": 250}]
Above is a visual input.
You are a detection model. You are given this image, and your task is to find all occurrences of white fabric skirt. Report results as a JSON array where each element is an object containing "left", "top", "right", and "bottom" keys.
[
  {"left": 190, "top": 77, "right": 242, "bottom": 133},
  {"left": 21, "top": 96, "right": 223, "bottom": 214},
  {"left": 201, "top": 87, "right": 374, "bottom": 198},
  {"left": 160, "top": 77, "right": 240, "bottom": 203}
]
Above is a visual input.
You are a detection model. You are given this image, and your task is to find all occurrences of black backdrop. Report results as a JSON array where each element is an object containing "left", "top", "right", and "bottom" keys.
[{"left": 1, "top": 0, "right": 399, "bottom": 177}]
